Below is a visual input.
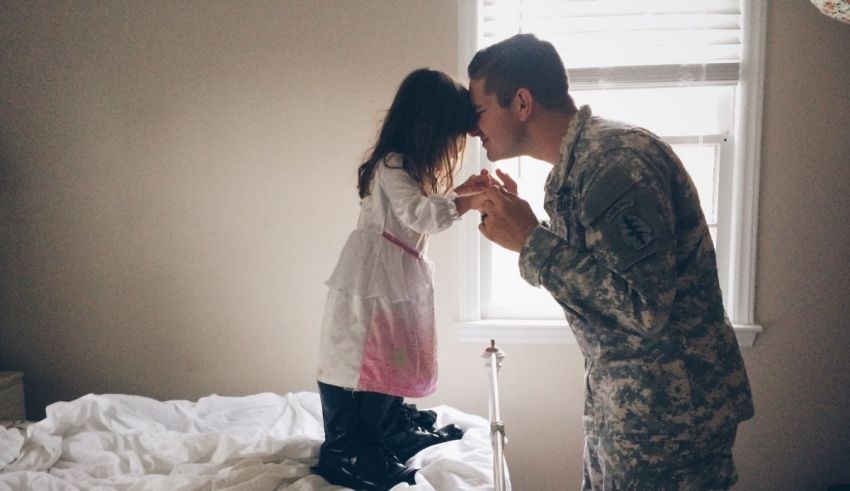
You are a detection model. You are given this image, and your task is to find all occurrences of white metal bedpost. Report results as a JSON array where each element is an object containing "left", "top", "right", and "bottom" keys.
[{"left": 483, "top": 339, "right": 506, "bottom": 491}]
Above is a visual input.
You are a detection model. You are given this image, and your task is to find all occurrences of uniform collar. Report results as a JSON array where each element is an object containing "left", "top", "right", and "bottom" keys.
[
  {"left": 544, "top": 105, "right": 593, "bottom": 208},
  {"left": 558, "top": 105, "right": 593, "bottom": 167}
]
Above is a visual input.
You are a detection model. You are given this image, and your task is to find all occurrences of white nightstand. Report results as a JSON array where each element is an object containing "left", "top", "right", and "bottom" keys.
[{"left": 0, "top": 371, "right": 25, "bottom": 421}]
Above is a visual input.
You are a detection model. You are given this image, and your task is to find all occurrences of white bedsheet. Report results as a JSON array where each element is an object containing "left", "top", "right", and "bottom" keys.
[{"left": 0, "top": 392, "right": 509, "bottom": 491}]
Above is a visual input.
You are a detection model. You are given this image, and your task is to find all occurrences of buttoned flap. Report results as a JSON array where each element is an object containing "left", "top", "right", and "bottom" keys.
[
  {"left": 580, "top": 156, "right": 672, "bottom": 272},
  {"left": 580, "top": 157, "right": 638, "bottom": 225}
]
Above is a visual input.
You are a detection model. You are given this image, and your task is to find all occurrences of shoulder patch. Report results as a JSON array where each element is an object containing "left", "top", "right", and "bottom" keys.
[{"left": 618, "top": 213, "right": 654, "bottom": 250}]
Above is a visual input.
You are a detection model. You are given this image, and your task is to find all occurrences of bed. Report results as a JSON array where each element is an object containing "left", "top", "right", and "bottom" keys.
[{"left": 0, "top": 390, "right": 510, "bottom": 490}]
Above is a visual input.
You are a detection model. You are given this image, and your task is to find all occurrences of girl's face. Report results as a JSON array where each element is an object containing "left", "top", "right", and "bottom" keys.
[{"left": 469, "top": 79, "right": 525, "bottom": 162}]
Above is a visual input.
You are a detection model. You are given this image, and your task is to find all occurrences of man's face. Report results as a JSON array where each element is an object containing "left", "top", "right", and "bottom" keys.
[{"left": 469, "top": 78, "right": 524, "bottom": 162}]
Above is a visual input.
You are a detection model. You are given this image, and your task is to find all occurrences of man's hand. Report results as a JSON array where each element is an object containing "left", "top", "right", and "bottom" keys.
[
  {"left": 475, "top": 186, "right": 539, "bottom": 252},
  {"left": 494, "top": 168, "right": 518, "bottom": 194}
]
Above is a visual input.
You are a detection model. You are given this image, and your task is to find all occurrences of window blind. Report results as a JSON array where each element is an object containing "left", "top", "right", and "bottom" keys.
[{"left": 480, "top": 0, "right": 742, "bottom": 88}]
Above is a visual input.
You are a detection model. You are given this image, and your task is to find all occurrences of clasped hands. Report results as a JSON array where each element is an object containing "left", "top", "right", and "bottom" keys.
[{"left": 454, "top": 169, "right": 539, "bottom": 252}]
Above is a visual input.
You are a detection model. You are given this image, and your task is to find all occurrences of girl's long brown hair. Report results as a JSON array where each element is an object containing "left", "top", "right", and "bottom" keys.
[{"left": 357, "top": 69, "right": 476, "bottom": 199}]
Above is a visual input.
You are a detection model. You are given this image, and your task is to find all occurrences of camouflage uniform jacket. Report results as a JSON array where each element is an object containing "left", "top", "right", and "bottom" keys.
[{"left": 519, "top": 106, "right": 754, "bottom": 452}]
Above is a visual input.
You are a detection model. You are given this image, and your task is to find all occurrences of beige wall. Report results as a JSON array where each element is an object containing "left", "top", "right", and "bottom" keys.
[
  {"left": 734, "top": 2, "right": 850, "bottom": 489},
  {"left": 1, "top": 2, "right": 848, "bottom": 490}
]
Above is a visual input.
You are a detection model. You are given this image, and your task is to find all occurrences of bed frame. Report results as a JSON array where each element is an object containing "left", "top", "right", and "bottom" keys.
[{"left": 484, "top": 340, "right": 507, "bottom": 491}]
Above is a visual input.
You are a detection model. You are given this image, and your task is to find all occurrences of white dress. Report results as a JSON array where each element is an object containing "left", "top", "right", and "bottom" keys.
[{"left": 317, "top": 153, "right": 459, "bottom": 398}]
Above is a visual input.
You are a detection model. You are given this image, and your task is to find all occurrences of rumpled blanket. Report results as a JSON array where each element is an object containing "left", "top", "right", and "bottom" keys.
[{"left": 0, "top": 392, "right": 507, "bottom": 490}]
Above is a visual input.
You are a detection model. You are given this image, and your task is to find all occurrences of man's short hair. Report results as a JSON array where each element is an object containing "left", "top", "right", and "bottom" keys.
[{"left": 467, "top": 33, "right": 570, "bottom": 110}]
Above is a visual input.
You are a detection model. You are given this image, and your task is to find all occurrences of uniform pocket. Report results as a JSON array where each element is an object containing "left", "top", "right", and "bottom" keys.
[{"left": 591, "top": 358, "right": 697, "bottom": 440}]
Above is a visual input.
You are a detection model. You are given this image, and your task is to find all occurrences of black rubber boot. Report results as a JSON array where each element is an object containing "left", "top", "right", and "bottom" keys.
[
  {"left": 312, "top": 382, "right": 361, "bottom": 489},
  {"left": 350, "top": 390, "right": 418, "bottom": 490},
  {"left": 383, "top": 396, "right": 464, "bottom": 463},
  {"left": 396, "top": 398, "right": 438, "bottom": 430}
]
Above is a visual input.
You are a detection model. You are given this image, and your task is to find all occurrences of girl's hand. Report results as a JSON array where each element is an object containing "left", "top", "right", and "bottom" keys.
[{"left": 454, "top": 169, "right": 497, "bottom": 195}]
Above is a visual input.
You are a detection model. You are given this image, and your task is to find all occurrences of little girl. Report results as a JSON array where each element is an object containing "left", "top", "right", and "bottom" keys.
[{"left": 313, "top": 68, "right": 489, "bottom": 490}]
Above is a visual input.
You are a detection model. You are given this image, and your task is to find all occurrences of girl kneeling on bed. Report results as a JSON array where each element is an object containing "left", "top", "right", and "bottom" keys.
[{"left": 313, "top": 68, "right": 491, "bottom": 490}]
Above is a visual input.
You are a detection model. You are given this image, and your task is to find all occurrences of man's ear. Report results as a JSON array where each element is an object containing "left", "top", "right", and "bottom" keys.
[{"left": 514, "top": 88, "right": 533, "bottom": 122}]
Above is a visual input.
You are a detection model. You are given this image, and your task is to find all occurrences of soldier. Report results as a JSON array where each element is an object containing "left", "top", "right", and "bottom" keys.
[{"left": 467, "top": 34, "right": 754, "bottom": 490}]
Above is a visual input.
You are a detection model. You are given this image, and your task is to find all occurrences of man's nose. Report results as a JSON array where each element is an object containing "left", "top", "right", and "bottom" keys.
[{"left": 469, "top": 126, "right": 481, "bottom": 137}]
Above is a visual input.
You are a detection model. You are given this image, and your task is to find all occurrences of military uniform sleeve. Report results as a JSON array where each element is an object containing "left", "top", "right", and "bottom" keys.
[
  {"left": 379, "top": 160, "right": 460, "bottom": 234},
  {"left": 519, "top": 151, "right": 677, "bottom": 335}
]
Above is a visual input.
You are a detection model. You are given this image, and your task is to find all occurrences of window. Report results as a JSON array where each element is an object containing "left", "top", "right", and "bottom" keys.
[{"left": 456, "top": 0, "right": 765, "bottom": 346}]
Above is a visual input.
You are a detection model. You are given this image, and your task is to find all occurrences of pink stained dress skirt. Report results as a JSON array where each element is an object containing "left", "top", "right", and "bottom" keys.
[{"left": 316, "top": 229, "right": 438, "bottom": 398}]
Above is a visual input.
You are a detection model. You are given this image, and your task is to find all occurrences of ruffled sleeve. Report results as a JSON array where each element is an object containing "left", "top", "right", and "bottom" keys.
[{"left": 378, "top": 156, "right": 460, "bottom": 234}]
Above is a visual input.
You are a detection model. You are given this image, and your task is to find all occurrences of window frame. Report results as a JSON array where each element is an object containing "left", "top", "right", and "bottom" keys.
[{"left": 454, "top": 0, "right": 765, "bottom": 347}]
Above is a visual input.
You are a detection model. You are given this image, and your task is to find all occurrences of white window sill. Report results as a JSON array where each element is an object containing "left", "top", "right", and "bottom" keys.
[{"left": 456, "top": 320, "right": 762, "bottom": 348}]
